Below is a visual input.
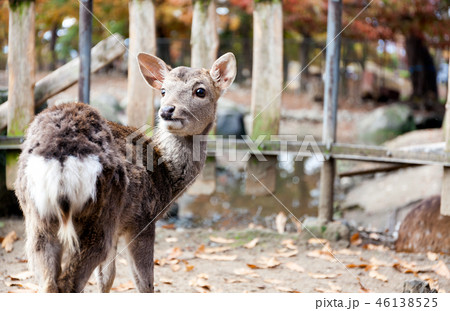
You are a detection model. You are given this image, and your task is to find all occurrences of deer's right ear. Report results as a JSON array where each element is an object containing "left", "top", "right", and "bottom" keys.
[{"left": 137, "top": 53, "right": 170, "bottom": 90}]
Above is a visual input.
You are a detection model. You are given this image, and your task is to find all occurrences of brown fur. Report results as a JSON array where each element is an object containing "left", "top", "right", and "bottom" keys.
[
  {"left": 395, "top": 195, "right": 450, "bottom": 254},
  {"left": 15, "top": 53, "right": 236, "bottom": 292}
]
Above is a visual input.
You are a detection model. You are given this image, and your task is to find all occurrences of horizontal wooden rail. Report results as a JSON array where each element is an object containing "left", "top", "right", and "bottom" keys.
[{"left": 2, "top": 137, "right": 450, "bottom": 166}]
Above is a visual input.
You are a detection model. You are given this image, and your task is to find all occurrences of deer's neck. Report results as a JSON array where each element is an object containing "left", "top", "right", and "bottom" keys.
[{"left": 153, "top": 126, "right": 210, "bottom": 195}]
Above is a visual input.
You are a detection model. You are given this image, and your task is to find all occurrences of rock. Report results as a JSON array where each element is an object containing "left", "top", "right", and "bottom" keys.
[
  {"left": 403, "top": 280, "right": 437, "bottom": 293},
  {"left": 216, "top": 110, "right": 246, "bottom": 138},
  {"left": 395, "top": 195, "right": 450, "bottom": 254},
  {"left": 90, "top": 93, "right": 123, "bottom": 123},
  {"left": 0, "top": 89, "right": 7, "bottom": 104},
  {"left": 300, "top": 217, "right": 350, "bottom": 242},
  {"left": 357, "top": 104, "right": 415, "bottom": 145}
]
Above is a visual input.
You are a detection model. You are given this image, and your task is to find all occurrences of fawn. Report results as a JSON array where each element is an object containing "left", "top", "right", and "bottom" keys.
[{"left": 15, "top": 52, "right": 236, "bottom": 292}]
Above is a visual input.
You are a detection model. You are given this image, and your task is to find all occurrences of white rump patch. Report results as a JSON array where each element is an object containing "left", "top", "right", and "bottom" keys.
[{"left": 25, "top": 154, "right": 103, "bottom": 252}]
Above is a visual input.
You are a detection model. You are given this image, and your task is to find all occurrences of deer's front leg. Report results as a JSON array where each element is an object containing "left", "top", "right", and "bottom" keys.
[
  {"left": 125, "top": 223, "right": 155, "bottom": 293},
  {"left": 58, "top": 223, "right": 114, "bottom": 292}
]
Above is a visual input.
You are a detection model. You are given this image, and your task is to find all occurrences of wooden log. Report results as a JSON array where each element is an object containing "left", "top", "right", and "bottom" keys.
[
  {"left": 6, "top": 0, "right": 35, "bottom": 190},
  {"left": 246, "top": 0, "right": 283, "bottom": 195},
  {"left": 0, "top": 34, "right": 126, "bottom": 132},
  {"left": 187, "top": 0, "right": 219, "bottom": 196},
  {"left": 78, "top": 0, "right": 93, "bottom": 104},
  {"left": 441, "top": 61, "right": 450, "bottom": 216},
  {"left": 126, "top": 0, "right": 156, "bottom": 128},
  {"left": 318, "top": 0, "right": 342, "bottom": 224}
]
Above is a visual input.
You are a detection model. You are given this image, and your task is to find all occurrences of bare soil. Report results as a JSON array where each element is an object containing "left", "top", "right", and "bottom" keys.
[{"left": 1, "top": 218, "right": 449, "bottom": 293}]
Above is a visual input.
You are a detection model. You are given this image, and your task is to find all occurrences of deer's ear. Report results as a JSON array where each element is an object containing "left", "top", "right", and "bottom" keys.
[
  {"left": 210, "top": 53, "right": 237, "bottom": 91},
  {"left": 137, "top": 53, "right": 170, "bottom": 90}
]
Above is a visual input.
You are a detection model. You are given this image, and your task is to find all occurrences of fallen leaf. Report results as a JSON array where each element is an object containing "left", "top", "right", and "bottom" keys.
[
  {"left": 350, "top": 232, "right": 362, "bottom": 246},
  {"left": 203, "top": 246, "right": 232, "bottom": 254},
  {"left": 167, "top": 247, "right": 182, "bottom": 260},
  {"left": 244, "top": 238, "right": 259, "bottom": 249},
  {"left": 273, "top": 249, "right": 298, "bottom": 258},
  {"left": 257, "top": 257, "right": 281, "bottom": 268},
  {"left": 1, "top": 231, "right": 18, "bottom": 253},
  {"left": 209, "top": 236, "right": 234, "bottom": 244},
  {"left": 275, "top": 212, "right": 287, "bottom": 234},
  {"left": 189, "top": 278, "right": 210, "bottom": 291},
  {"left": 165, "top": 237, "right": 178, "bottom": 243},
  {"left": 328, "top": 282, "right": 342, "bottom": 292},
  {"left": 197, "top": 273, "right": 209, "bottom": 280},
  {"left": 161, "top": 224, "right": 175, "bottom": 230},
  {"left": 22, "top": 283, "right": 39, "bottom": 291},
  {"left": 285, "top": 262, "right": 305, "bottom": 273},
  {"left": 154, "top": 258, "right": 166, "bottom": 266},
  {"left": 195, "top": 253, "right": 237, "bottom": 261},
  {"left": 307, "top": 249, "right": 336, "bottom": 262},
  {"left": 314, "top": 282, "right": 342, "bottom": 293},
  {"left": 346, "top": 263, "right": 373, "bottom": 270},
  {"left": 362, "top": 244, "right": 389, "bottom": 252},
  {"left": 247, "top": 264, "right": 261, "bottom": 269},
  {"left": 234, "top": 268, "right": 259, "bottom": 278},
  {"left": 224, "top": 278, "right": 248, "bottom": 284},
  {"left": 160, "top": 277, "right": 173, "bottom": 285},
  {"left": 264, "top": 279, "right": 282, "bottom": 285},
  {"left": 358, "top": 277, "right": 370, "bottom": 293},
  {"left": 9, "top": 270, "right": 33, "bottom": 281},
  {"left": 308, "top": 238, "right": 328, "bottom": 245},
  {"left": 167, "top": 259, "right": 180, "bottom": 265},
  {"left": 111, "top": 281, "right": 135, "bottom": 292},
  {"left": 433, "top": 260, "right": 450, "bottom": 279},
  {"left": 182, "top": 260, "right": 194, "bottom": 272},
  {"left": 281, "top": 239, "right": 297, "bottom": 249},
  {"left": 369, "top": 257, "right": 390, "bottom": 267},
  {"left": 369, "top": 270, "right": 388, "bottom": 282},
  {"left": 171, "top": 264, "right": 181, "bottom": 272},
  {"left": 427, "top": 252, "right": 439, "bottom": 262},
  {"left": 308, "top": 273, "right": 340, "bottom": 279},
  {"left": 276, "top": 286, "right": 300, "bottom": 293}
]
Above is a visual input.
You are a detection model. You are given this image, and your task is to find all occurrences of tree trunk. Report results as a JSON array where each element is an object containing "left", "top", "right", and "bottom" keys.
[
  {"left": 49, "top": 22, "right": 58, "bottom": 71},
  {"left": 405, "top": 34, "right": 438, "bottom": 107},
  {"left": 190, "top": 0, "right": 218, "bottom": 69},
  {"left": 127, "top": 0, "right": 156, "bottom": 128},
  {"left": 6, "top": 0, "right": 35, "bottom": 189}
]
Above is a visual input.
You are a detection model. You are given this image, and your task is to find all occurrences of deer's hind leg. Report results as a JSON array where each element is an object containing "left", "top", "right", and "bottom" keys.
[
  {"left": 94, "top": 236, "right": 118, "bottom": 293},
  {"left": 24, "top": 215, "right": 62, "bottom": 293}
]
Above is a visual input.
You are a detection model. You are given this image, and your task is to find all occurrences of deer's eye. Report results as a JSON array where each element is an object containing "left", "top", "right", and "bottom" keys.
[
  {"left": 195, "top": 88, "right": 206, "bottom": 98},
  {"left": 161, "top": 89, "right": 166, "bottom": 97}
]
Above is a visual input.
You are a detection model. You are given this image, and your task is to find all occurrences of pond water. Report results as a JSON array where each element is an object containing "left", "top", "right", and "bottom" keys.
[{"left": 168, "top": 154, "right": 323, "bottom": 230}]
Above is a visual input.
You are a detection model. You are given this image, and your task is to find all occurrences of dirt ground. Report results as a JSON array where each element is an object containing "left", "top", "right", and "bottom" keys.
[{"left": 1, "top": 218, "right": 449, "bottom": 293}]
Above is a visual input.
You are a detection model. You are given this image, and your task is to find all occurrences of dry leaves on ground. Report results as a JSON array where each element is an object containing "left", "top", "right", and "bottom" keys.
[
  {"left": 307, "top": 247, "right": 336, "bottom": 262},
  {"left": 369, "top": 270, "right": 388, "bottom": 282},
  {"left": 308, "top": 238, "right": 329, "bottom": 245},
  {"left": 315, "top": 282, "right": 342, "bottom": 293},
  {"left": 244, "top": 238, "right": 259, "bottom": 249},
  {"left": 189, "top": 274, "right": 211, "bottom": 291},
  {"left": 433, "top": 260, "right": 450, "bottom": 279},
  {"left": 273, "top": 249, "right": 298, "bottom": 258},
  {"left": 234, "top": 268, "right": 259, "bottom": 278},
  {"left": 427, "top": 252, "right": 439, "bottom": 261},
  {"left": 160, "top": 277, "right": 173, "bottom": 285},
  {"left": 247, "top": 257, "right": 281, "bottom": 269},
  {"left": 195, "top": 253, "right": 237, "bottom": 261},
  {"left": 111, "top": 280, "right": 135, "bottom": 292},
  {"left": 284, "top": 262, "right": 305, "bottom": 273},
  {"left": 275, "top": 212, "right": 287, "bottom": 234},
  {"left": 166, "top": 247, "right": 182, "bottom": 260},
  {"left": 276, "top": 286, "right": 300, "bottom": 293},
  {"left": 308, "top": 273, "right": 341, "bottom": 279},
  {"left": 281, "top": 239, "right": 298, "bottom": 250},
  {"left": 209, "top": 236, "right": 234, "bottom": 244},
  {"left": 8, "top": 270, "right": 33, "bottom": 281},
  {"left": 1, "top": 231, "right": 18, "bottom": 253},
  {"left": 196, "top": 244, "right": 231, "bottom": 254},
  {"left": 224, "top": 278, "right": 248, "bottom": 284}
]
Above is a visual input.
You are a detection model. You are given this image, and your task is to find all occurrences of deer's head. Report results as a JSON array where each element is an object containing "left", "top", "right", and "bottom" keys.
[{"left": 137, "top": 53, "right": 236, "bottom": 136}]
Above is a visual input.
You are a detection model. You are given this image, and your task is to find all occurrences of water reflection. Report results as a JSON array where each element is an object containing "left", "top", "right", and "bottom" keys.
[{"left": 174, "top": 155, "right": 321, "bottom": 229}]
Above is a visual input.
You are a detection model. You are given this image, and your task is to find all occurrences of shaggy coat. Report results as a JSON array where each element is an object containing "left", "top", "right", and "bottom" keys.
[{"left": 15, "top": 53, "right": 236, "bottom": 292}]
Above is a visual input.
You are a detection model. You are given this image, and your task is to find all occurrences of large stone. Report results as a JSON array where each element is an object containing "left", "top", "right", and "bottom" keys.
[
  {"left": 300, "top": 217, "right": 350, "bottom": 242},
  {"left": 216, "top": 110, "right": 246, "bottom": 138},
  {"left": 403, "top": 280, "right": 437, "bottom": 293},
  {"left": 357, "top": 104, "right": 415, "bottom": 145}
]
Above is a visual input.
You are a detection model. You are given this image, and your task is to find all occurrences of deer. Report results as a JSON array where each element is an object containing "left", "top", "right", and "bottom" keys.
[{"left": 15, "top": 52, "right": 237, "bottom": 292}]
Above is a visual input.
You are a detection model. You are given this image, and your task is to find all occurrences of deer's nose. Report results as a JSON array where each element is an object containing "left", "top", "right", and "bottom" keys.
[{"left": 160, "top": 105, "right": 175, "bottom": 120}]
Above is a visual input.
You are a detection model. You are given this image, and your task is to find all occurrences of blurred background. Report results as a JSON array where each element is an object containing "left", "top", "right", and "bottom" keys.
[{"left": 0, "top": 0, "right": 449, "bottom": 233}]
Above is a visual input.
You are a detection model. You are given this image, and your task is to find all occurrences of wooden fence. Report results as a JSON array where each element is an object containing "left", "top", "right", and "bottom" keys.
[{"left": 1, "top": 0, "right": 449, "bottom": 221}]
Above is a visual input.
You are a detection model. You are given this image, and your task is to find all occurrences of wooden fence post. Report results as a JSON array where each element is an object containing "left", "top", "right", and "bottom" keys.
[
  {"left": 6, "top": 0, "right": 35, "bottom": 189},
  {"left": 78, "top": 0, "right": 93, "bottom": 104},
  {"left": 441, "top": 61, "right": 450, "bottom": 216},
  {"left": 318, "top": 0, "right": 342, "bottom": 223},
  {"left": 187, "top": 0, "right": 219, "bottom": 196},
  {"left": 245, "top": 0, "right": 283, "bottom": 195},
  {"left": 127, "top": 0, "right": 156, "bottom": 128}
]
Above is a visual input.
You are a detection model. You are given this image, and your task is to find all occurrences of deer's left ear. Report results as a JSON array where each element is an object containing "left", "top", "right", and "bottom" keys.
[{"left": 210, "top": 53, "right": 237, "bottom": 91}]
